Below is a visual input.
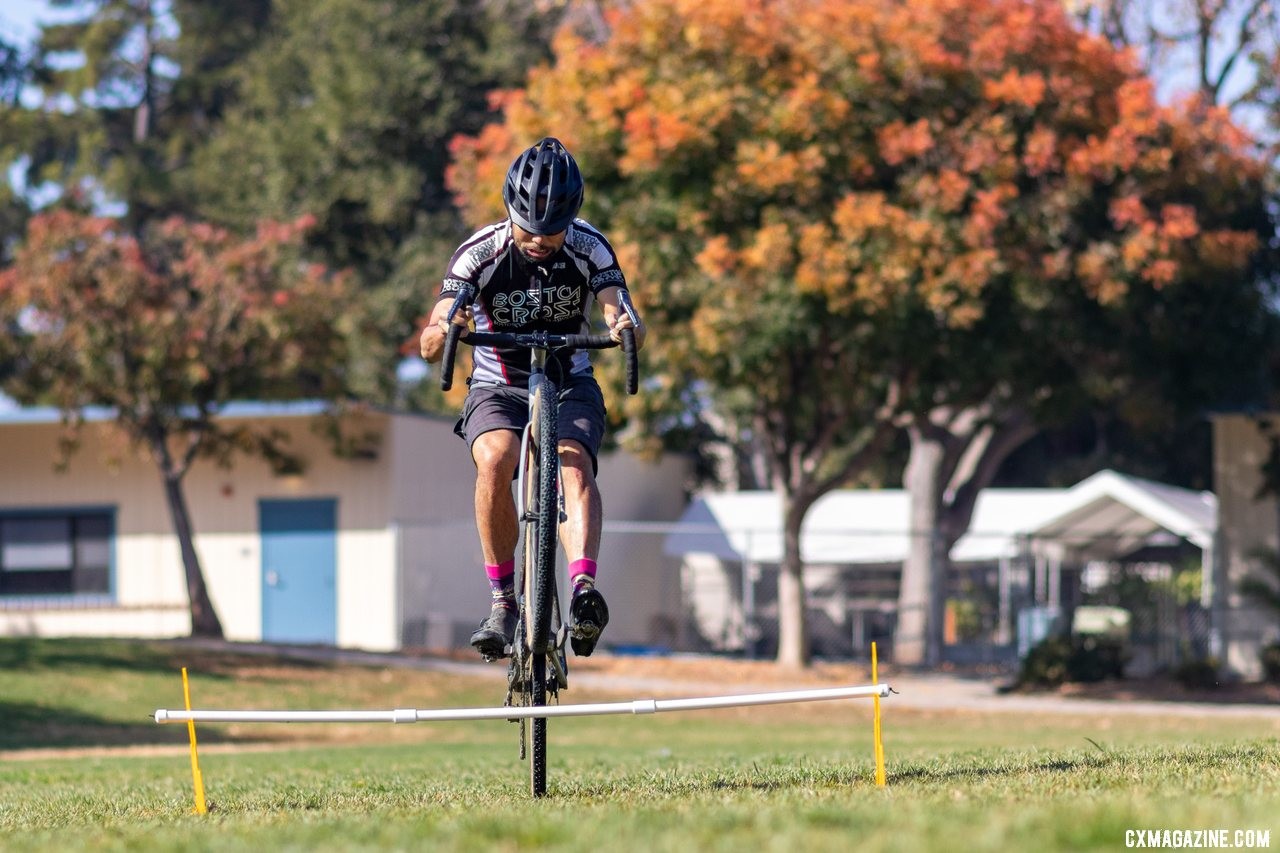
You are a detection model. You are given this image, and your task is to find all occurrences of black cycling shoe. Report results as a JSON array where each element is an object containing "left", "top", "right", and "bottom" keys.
[
  {"left": 569, "top": 587, "right": 609, "bottom": 657},
  {"left": 470, "top": 605, "right": 517, "bottom": 660}
]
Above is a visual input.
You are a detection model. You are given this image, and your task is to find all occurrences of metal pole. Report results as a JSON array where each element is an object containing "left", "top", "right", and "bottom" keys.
[
  {"left": 1034, "top": 554, "right": 1046, "bottom": 605},
  {"left": 1048, "top": 553, "right": 1061, "bottom": 610},
  {"left": 997, "top": 555, "right": 1011, "bottom": 646},
  {"left": 155, "top": 684, "right": 891, "bottom": 725}
]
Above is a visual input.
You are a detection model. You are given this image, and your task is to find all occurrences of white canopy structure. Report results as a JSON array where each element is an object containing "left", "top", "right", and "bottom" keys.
[
  {"left": 663, "top": 470, "right": 1216, "bottom": 658},
  {"left": 664, "top": 469, "right": 1214, "bottom": 568},
  {"left": 1023, "top": 469, "right": 1216, "bottom": 559}
]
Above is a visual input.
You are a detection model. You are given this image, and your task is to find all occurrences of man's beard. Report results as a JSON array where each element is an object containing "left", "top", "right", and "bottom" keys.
[{"left": 515, "top": 244, "right": 555, "bottom": 268}]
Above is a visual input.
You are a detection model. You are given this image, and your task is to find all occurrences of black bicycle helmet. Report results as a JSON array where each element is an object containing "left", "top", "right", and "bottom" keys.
[{"left": 503, "top": 137, "right": 584, "bottom": 235}]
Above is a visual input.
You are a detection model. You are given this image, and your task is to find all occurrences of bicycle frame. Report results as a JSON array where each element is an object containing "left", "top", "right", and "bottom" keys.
[
  {"left": 513, "top": 347, "right": 570, "bottom": 691},
  {"left": 510, "top": 344, "right": 564, "bottom": 796},
  {"left": 439, "top": 284, "right": 637, "bottom": 797}
]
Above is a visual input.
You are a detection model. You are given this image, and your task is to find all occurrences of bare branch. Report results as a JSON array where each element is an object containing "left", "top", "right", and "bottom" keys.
[
  {"left": 1212, "top": 0, "right": 1271, "bottom": 94},
  {"left": 809, "top": 420, "right": 900, "bottom": 498},
  {"left": 941, "top": 410, "right": 1038, "bottom": 548}
]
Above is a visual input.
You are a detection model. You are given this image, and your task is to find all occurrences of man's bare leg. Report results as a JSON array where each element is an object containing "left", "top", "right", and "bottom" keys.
[
  {"left": 558, "top": 439, "right": 609, "bottom": 656},
  {"left": 469, "top": 429, "right": 521, "bottom": 657}
]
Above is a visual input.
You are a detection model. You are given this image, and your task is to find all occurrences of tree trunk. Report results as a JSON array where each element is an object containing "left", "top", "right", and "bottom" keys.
[
  {"left": 134, "top": 0, "right": 156, "bottom": 144},
  {"left": 161, "top": 470, "right": 224, "bottom": 638},
  {"left": 895, "top": 404, "right": 1037, "bottom": 665},
  {"left": 895, "top": 428, "right": 945, "bottom": 665},
  {"left": 776, "top": 494, "right": 811, "bottom": 667}
]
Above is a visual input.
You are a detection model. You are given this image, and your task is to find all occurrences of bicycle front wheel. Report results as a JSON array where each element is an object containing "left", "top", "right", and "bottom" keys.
[{"left": 526, "top": 372, "right": 560, "bottom": 797}]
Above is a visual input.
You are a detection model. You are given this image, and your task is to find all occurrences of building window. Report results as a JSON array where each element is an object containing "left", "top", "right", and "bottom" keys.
[{"left": 0, "top": 511, "right": 113, "bottom": 597}]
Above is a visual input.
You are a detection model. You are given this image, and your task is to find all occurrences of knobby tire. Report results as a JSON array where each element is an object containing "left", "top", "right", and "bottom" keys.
[{"left": 528, "top": 373, "right": 559, "bottom": 797}]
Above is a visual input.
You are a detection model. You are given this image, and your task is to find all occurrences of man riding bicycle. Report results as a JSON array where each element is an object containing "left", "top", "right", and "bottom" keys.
[{"left": 420, "top": 137, "right": 646, "bottom": 661}]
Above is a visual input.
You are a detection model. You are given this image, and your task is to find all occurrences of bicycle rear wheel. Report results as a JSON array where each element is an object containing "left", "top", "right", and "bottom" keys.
[{"left": 526, "top": 373, "right": 559, "bottom": 797}]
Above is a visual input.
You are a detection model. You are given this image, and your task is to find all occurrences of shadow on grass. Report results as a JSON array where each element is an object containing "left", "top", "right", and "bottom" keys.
[
  {"left": 0, "top": 698, "right": 254, "bottom": 751},
  {"left": 889, "top": 754, "right": 1113, "bottom": 784},
  {"left": 0, "top": 636, "right": 201, "bottom": 677},
  {"left": 561, "top": 754, "right": 1119, "bottom": 799},
  {"left": 0, "top": 638, "right": 378, "bottom": 753},
  {"left": 0, "top": 636, "right": 336, "bottom": 681}
]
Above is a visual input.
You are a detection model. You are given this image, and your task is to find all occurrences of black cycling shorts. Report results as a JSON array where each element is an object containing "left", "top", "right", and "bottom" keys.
[{"left": 454, "top": 373, "right": 607, "bottom": 471}]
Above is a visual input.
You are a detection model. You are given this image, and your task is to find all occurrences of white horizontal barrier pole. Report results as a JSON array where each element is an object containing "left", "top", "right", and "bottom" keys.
[{"left": 155, "top": 683, "right": 890, "bottom": 725}]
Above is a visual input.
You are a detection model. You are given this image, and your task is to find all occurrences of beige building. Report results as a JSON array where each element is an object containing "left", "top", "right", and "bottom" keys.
[
  {"left": 0, "top": 403, "right": 691, "bottom": 652},
  {"left": 1211, "top": 413, "right": 1280, "bottom": 679}
]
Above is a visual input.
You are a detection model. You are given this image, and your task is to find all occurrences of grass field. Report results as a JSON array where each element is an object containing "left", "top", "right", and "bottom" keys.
[{"left": 1, "top": 638, "right": 1278, "bottom": 852}]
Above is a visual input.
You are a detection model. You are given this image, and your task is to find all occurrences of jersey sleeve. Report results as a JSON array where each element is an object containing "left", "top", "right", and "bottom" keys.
[
  {"left": 570, "top": 223, "right": 628, "bottom": 294},
  {"left": 438, "top": 244, "right": 475, "bottom": 302},
  {"left": 589, "top": 263, "right": 626, "bottom": 294},
  {"left": 437, "top": 227, "right": 501, "bottom": 302}
]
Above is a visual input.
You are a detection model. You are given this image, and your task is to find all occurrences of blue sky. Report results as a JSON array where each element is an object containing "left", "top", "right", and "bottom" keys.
[{"left": 0, "top": 0, "right": 58, "bottom": 47}]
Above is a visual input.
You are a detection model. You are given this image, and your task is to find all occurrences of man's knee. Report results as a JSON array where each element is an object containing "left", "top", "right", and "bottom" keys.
[
  {"left": 473, "top": 431, "right": 520, "bottom": 480},
  {"left": 558, "top": 440, "right": 596, "bottom": 485}
]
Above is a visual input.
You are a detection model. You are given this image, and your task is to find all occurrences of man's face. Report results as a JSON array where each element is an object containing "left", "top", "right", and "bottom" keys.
[{"left": 512, "top": 222, "right": 566, "bottom": 264}]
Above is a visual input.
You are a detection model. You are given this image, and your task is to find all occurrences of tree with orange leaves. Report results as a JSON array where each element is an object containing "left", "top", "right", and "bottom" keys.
[
  {"left": 447, "top": 0, "right": 1273, "bottom": 666},
  {"left": 0, "top": 213, "right": 356, "bottom": 637}
]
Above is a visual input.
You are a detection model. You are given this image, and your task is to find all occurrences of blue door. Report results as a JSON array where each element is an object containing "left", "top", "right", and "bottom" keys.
[{"left": 260, "top": 499, "right": 337, "bottom": 645}]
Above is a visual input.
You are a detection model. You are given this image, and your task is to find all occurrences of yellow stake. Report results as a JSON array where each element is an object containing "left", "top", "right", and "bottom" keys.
[
  {"left": 871, "top": 642, "right": 886, "bottom": 787},
  {"left": 182, "top": 667, "right": 208, "bottom": 814}
]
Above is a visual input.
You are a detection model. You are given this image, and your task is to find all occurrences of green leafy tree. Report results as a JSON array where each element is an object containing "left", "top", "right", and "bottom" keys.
[
  {"left": 0, "top": 31, "right": 34, "bottom": 384},
  {"left": 185, "top": 0, "right": 561, "bottom": 402},
  {"left": 12, "top": 1, "right": 565, "bottom": 405},
  {"left": 0, "top": 29, "right": 27, "bottom": 107},
  {"left": 448, "top": 0, "right": 1272, "bottom": 666},
  {"left": 0, "top": 211, "right": 356, "bottom": 637},
  {"left": 14, "top": 0, "right": 273, "bottom": 226}
]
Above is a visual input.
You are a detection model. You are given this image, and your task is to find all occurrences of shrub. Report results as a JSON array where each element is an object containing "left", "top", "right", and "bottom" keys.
[
  {"left": 1173, "top": 657, "right": 1221, "bottom": 690},
  {"left": 1017, "top": 636, "right": 1073, "bottom": 687},
  {"left": 1017, "top": 635, "right": 1127, "bottom": 687},
  {"left": 1068, "top": 636, "right": 1127, "bottom": 683},
  {"left": 1261, "top": 643, "right": 1280, "bottom": 683}
]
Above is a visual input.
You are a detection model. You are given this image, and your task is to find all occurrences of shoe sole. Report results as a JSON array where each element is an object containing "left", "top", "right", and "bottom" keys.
[
  {"left": 570, "top": 625, "right": 600, "bottom": 656},
  {"left": 470, "top": 631, "right": 509, "bottom": 660},
  {"left": 570, "top": 589, "right": 608, "bottom": 656}
]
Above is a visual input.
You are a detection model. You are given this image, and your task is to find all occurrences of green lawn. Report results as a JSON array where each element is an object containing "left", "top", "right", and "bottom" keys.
[{"left": 1, "top": 638, "right": 1277, "bottom": 852}]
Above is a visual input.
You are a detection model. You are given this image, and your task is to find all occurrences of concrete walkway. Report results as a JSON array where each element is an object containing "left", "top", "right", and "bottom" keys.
[{"left": 165, "top": 639, "right": 1280, "bottom": 721}]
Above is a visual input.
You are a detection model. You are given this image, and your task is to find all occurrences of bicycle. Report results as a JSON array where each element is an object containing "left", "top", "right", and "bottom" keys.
[{"left": 439, "top": 283, "right": 638, "bottom": 796}]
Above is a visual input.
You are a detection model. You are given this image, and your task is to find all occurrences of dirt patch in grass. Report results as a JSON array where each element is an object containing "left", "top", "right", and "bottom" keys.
[
  {"left": 1049, "top": 677, "right": 1280, "bottom": 705},
  {"left": 570, "top": 654, "right": 875, "bottom": 687},
  {"left": 1, "top": 742, "right": 306, "bottom": 762},
  {"left": 416, "top": 646, "right": 885, "bottom": 687}
]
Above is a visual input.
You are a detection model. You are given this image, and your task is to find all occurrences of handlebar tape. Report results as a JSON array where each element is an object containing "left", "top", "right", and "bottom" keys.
[
  {"left": 621, "top": 328, "right": 638, "bottom": 395},
  {"left": 439, "top": 284, "right": 475, "bottom": 392}
]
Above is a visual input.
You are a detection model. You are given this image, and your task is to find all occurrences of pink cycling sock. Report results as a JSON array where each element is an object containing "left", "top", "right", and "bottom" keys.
[
  {"left": 569, "top": 558, "right": 597, "bottom": 592},
  {"left": 486, "top": 560, "right": 516, "bottom": 609}
]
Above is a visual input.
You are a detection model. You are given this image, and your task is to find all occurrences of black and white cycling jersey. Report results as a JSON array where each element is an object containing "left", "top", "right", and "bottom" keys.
[{"left": 438, "top": 218, "right": 628, "bottom": 387}]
